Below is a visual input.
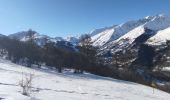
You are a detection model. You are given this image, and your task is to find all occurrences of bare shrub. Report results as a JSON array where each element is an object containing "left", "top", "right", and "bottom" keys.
[{"left": 19, "top": 73, "right": 34, "bottom": 96}]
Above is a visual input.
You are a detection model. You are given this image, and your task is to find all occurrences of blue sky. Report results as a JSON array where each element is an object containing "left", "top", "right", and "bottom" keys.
[{"left": 0, "top": 0, "right": 170, "bottom": 37}]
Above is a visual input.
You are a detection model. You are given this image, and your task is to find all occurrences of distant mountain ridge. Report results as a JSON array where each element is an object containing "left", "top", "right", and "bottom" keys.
[
  {"left": 7, "top": 30, "right": 78, "bottom": 52},
  {"left": 87, "top": 14, "right": 170, "bottom": 57},
  {"left": 2, "top": 14, "right": 170, "bottom": 54},
  {"left": 8, "top": 30, "right": 79, "bottom": 45}
]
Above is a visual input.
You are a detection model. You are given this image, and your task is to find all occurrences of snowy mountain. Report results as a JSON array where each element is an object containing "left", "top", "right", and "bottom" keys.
[
  {"left": 5, "top": 14, "right": 170, "bottom": 49},
  {"left": 4, "top": 14, "right": 170, "bottom": 56},
  {"left": 8, "top": 31, "right": 64, "bottom": 45},
  {"left": 0, "top": 34, "right": 6, "bottom": 37},
  {"left": 0, "top": 58, "right": 170, "bottom": 100},
  {"left": 87, "top": 14, "right": 170, "bottom": 59},
  {"left": 8, "top": 30, "right": 78, "bottom": 52},
  {"left": 8, "top": 30, "right": 80, "bottom": 45},
  {"left": 8, "top": 31, "right": 33, "bottom": 41},
  {"left": 90, "top": 14, "right": 170, "bottom": 48},
  {"left": 65, "top": 36, "right": 79, "bottom": 45}
]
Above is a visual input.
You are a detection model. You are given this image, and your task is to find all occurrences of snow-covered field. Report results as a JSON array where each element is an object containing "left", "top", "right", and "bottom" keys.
[{"left": 0, "top": 58, "right": 169, "bottom": 100}]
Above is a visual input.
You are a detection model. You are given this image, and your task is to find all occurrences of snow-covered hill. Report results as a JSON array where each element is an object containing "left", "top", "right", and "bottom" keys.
[{"left": 0, "top": 58, "right": 169, "bottom": 100}]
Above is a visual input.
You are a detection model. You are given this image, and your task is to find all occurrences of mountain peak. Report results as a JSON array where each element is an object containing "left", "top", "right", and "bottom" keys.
[{"left": 144, "top": 14, "right": 170, "bottom": 20}]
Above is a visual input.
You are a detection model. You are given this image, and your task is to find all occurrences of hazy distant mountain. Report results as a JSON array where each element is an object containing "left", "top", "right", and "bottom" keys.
[
  {"left": 8, "top": 30, "right": 77, "bottom": 52},
  {"left": 65, "top": 36, "right": 79, "bottom": 45},
  {"left": 0, "top": 34, "right": 6, "bottom": 37}
]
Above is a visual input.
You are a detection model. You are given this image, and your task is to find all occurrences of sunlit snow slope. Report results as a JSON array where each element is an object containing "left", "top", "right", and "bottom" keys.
[
  {"left": 0, "top": 58, "right": 169, "bottom": 100},
  {"left": 90, "top": 14, "right": 170, "bottom": 47}
]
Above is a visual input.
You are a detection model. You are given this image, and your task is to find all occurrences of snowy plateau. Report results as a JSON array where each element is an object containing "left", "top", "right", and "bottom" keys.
[{"left": 0, "top": 58, "right": 170, "bottom": 100}]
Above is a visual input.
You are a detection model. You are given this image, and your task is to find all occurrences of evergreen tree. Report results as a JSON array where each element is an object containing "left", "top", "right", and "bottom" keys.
[{"left": 76, "top": 34, "right": 97, "bottom": 73}]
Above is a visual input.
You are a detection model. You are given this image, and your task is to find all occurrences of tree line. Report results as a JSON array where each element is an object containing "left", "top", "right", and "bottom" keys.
[{"left": 0, "top": 30, "right": 114, "bottom": 77}]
